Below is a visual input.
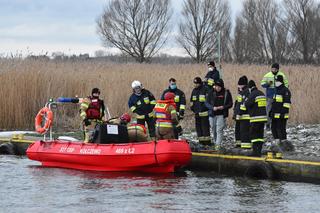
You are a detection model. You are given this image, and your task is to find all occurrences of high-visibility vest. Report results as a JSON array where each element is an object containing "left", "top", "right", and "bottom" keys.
[{"left": 154, "top": 100, "right": 176, "bottom": 127}]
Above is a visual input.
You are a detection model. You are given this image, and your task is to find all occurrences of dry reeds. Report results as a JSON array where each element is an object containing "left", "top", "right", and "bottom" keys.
[{"left": 0, "top": 58, "right": 319, "bottom": 130}]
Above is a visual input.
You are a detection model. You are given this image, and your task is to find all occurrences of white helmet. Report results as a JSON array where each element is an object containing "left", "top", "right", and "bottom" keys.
[{"left": 131, "top": 80, "right": 142, "bottom": 89}]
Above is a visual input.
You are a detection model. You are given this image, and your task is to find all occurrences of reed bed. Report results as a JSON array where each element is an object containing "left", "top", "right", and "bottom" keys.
[{"left": 0, "top": 58, "right": 319, "bottom": 130}]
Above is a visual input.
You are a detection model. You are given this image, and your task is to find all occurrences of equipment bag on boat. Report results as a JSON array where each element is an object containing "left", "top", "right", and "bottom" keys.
[{"left": 91, "top": 123, "right": 129, "bottom": 144}]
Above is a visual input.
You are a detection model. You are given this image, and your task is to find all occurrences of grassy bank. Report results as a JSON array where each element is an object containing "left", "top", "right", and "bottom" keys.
[{"left": 0, "top": 58, "right": 319, "bottom": 130}]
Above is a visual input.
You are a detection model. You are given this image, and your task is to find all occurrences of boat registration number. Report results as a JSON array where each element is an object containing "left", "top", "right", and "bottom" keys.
[
  {"left": 115, "top": 148, "right": 135, "bottom": 154},
  {"left": 59, "top": 147, "right": 75, "bottom": 153}
]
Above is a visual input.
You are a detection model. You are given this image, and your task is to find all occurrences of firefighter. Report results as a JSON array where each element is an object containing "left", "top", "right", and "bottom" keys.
[
  {"left": 190, "top": 77, "right": 211, "bottom": 146},
  {"left": 154, "top": 92, "right": 179, "bottom": 140},
  {"left": 245, "top": 80, "right": 268, "bottom": 157},
  {"left": 80, "top": 88, "right": 105, "bottom": 142},
  {"left": 261, "top": 63, "right": 288, "bottom": 129},
  {"left": 128, "top": 80, "right": 156, "bottom": 139},
  {"left": 270, "top": 75, "right": 293, "bottom": 152},
  {"left": 205, "top": 79, "right": 233, "bottom": 150},
  {"left": 204, "top": 61, "right": 220, "bottom": 91},
  {"left": 160, "top": 78, "right": 186, "bottom": 137},
  {"left": 233, "top": 76, "right": 249, "bottom": 148}
]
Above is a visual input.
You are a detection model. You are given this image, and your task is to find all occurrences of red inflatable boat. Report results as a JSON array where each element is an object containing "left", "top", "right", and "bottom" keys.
[{"left": 26, "top": 139, "right": 191, "bottom": 173}]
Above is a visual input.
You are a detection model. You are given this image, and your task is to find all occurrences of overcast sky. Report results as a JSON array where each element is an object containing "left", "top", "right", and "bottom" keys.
[{"left": 0, "top": 0, "right": 244, "bottom": 57}]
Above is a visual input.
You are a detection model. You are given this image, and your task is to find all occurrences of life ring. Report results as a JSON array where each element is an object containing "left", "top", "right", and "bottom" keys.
[{"left": 35, "top": 107, "right": 53, "bottom": 134}]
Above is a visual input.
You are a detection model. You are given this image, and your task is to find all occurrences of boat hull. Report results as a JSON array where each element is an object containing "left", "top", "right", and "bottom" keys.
[{"left": 26, "top": 139, "right": 191, "bottom": 173}]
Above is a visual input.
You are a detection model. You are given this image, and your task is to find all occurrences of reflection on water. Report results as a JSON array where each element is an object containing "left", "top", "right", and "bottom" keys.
[{"left": 1, "top": 155, "right": 320, "bottom": 212}]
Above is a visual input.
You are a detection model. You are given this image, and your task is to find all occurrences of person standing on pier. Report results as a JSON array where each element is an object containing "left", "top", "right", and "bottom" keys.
[
  {"left": 245, "top": 80, "right": 268, "bottom": 156},
  {"left": 270, "top": 75, "right": 294, "bottom": 152},
  {"left": 233, "top": 76, "right": 249, "bottom": 148},
  {"left": 190, "top": 77, "right": 211, "bottom": 147}
]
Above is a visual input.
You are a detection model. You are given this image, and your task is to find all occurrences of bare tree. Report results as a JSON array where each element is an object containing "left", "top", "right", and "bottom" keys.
[
  {"left": 232, "top": 18, "right": 247, "bottom": 63},
  {"left": 283, "top": 0, "right": 320, "bottom": 63},
  {"left": 97, "top": 0, "right": 172, "bottom": 63},
  {"left": 232, "top": 0, "right": 293, "bottom": 64},
  {"left": 177, "top": 0, "right": 231, "bottom": 63},
  {"left": 233, "top": 0, "right": 265, "bottom": 63}
]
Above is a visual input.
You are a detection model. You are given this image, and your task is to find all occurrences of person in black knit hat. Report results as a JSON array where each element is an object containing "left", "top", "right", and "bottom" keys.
[
  {"left": 270, "top": 75, "right": 294, "bottom": 153},
  {"left": 190, "top": 77, "right": 211, "bottom": 147},
  {"left": 233, "top": 76, "right": 251, "bottom": 149},
  {"left": 205, "top": 79, "right": 233, "bottom": 150}
]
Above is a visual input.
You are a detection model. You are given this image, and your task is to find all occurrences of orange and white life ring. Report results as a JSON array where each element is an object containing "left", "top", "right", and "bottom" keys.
[{"left": 35, "top": 107, "right": 53, "bottom": 134}]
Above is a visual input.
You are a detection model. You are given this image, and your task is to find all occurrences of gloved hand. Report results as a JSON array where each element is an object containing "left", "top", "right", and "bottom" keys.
[
  {"left": 83, "top": 118, "right": 91, "bottom": 126},
  {"left": 176, "top": 125, "right": 183, "bottom": 136}
]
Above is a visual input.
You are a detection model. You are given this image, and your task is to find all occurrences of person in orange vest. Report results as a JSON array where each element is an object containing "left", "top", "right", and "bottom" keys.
[
  {"left": 80, "top": 88, "right": 105, "bottom": 142},
  {"left": 154, "top": 92, "right": 179, "bottom": 140}
]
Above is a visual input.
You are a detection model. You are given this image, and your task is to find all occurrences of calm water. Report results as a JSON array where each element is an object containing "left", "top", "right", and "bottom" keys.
[{"left": 1, "top": 155, "right": 320, "bottom": 213}]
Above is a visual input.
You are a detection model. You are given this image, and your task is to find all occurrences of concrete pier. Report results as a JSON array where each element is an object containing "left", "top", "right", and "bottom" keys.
[{"left": 190, "top": 152, "right": 320, "bottom": 183}]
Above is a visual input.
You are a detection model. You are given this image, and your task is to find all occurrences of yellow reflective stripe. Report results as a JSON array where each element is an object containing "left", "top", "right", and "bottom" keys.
[
  {"left": 250, "top": 116, "right": 267, "bottom": 122},
  {"left": 255, "top": 96, "right": 267, "bottom": 107},
  {"left": 252, "top": 138, "right": 264, "bottom": 143},
  {"left": 241, "top": 143, "right": 252, "bottom": 149},
  {"left": 155, "top": 103, "right": 166, "bottom": 108},
  {"left": 258, "top": 100, "right": 266, "bottom": 107},
  {"left": 192, "top": 96, "right": 197, "bottom": 101},
  {"left": 174, "top": 96, "right": 180, "bottom": 102},
  {"left": 128, "top": 125, "right": 145, "bottom": 132},
  {"left": 180, "top": 105, "right": 186, "bottom": 110},
  {"left": 148, "top": 111, "right": 155, "bottom": 117},
  {"left": 80, "top": 112, "right": 87, "bottom": 119},
  {"left": 199, "top": 95, "right": 206, "bottom": 102},
  {"left": 207, "top": 78, "right": 214, "bottom": 86},
  {"left": 274, "top": 113, "right": 280, "bottom": 118},
  {"left": 81, "top": 102, "right": 89, "bottom": 108},
  {"left": 171, "top": 110, "right": 177, "bottom": 114},
  {"left": 199, "top": 111, "right": 209, "bottom": 117},
  {"left": 155, "top": 112, "right": 166, "bottom": 119},
  {"left": 237, "top": 95, "right": 242, "bottom": 102},
  {"left": 130, "top": 106, "right": 136, "bottom": 112},
  {"left": 156, "top": 121, "right": 173, "bottom": 127},
  {"left": 144, "top": 97, "right": 150, "bottom": 104},
  {"left": 150, "top": 100, "right": 156, "bottom": 105},
  {"left": 284, "top": 114, "right": 289, "bottom": 119},
  {"left": 240, "top": 104, "right": 246, "bottom": 111},
  {"left": 283, "top": 103, "right": 291, "bottom": 108},
  {"left": 255, "top": 96, "right": 266, "bottom": 101},
  {"left": 239, "top": 114, "right": 250, "bottom": 120},
  {"left": 275, "top": 95, "right": 283, "bottom": 102},
  {"left": 136, "top": 114, "right": 145, "bottom": 119}
]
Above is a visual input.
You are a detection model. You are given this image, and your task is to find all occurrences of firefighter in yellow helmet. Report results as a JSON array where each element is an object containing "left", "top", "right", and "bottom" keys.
[
  {"left": 79, "top": 88, "right": 105, "bottom": 142},
  {"left": 154, "top": 92, "right": 179, "bottom": 140}
]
